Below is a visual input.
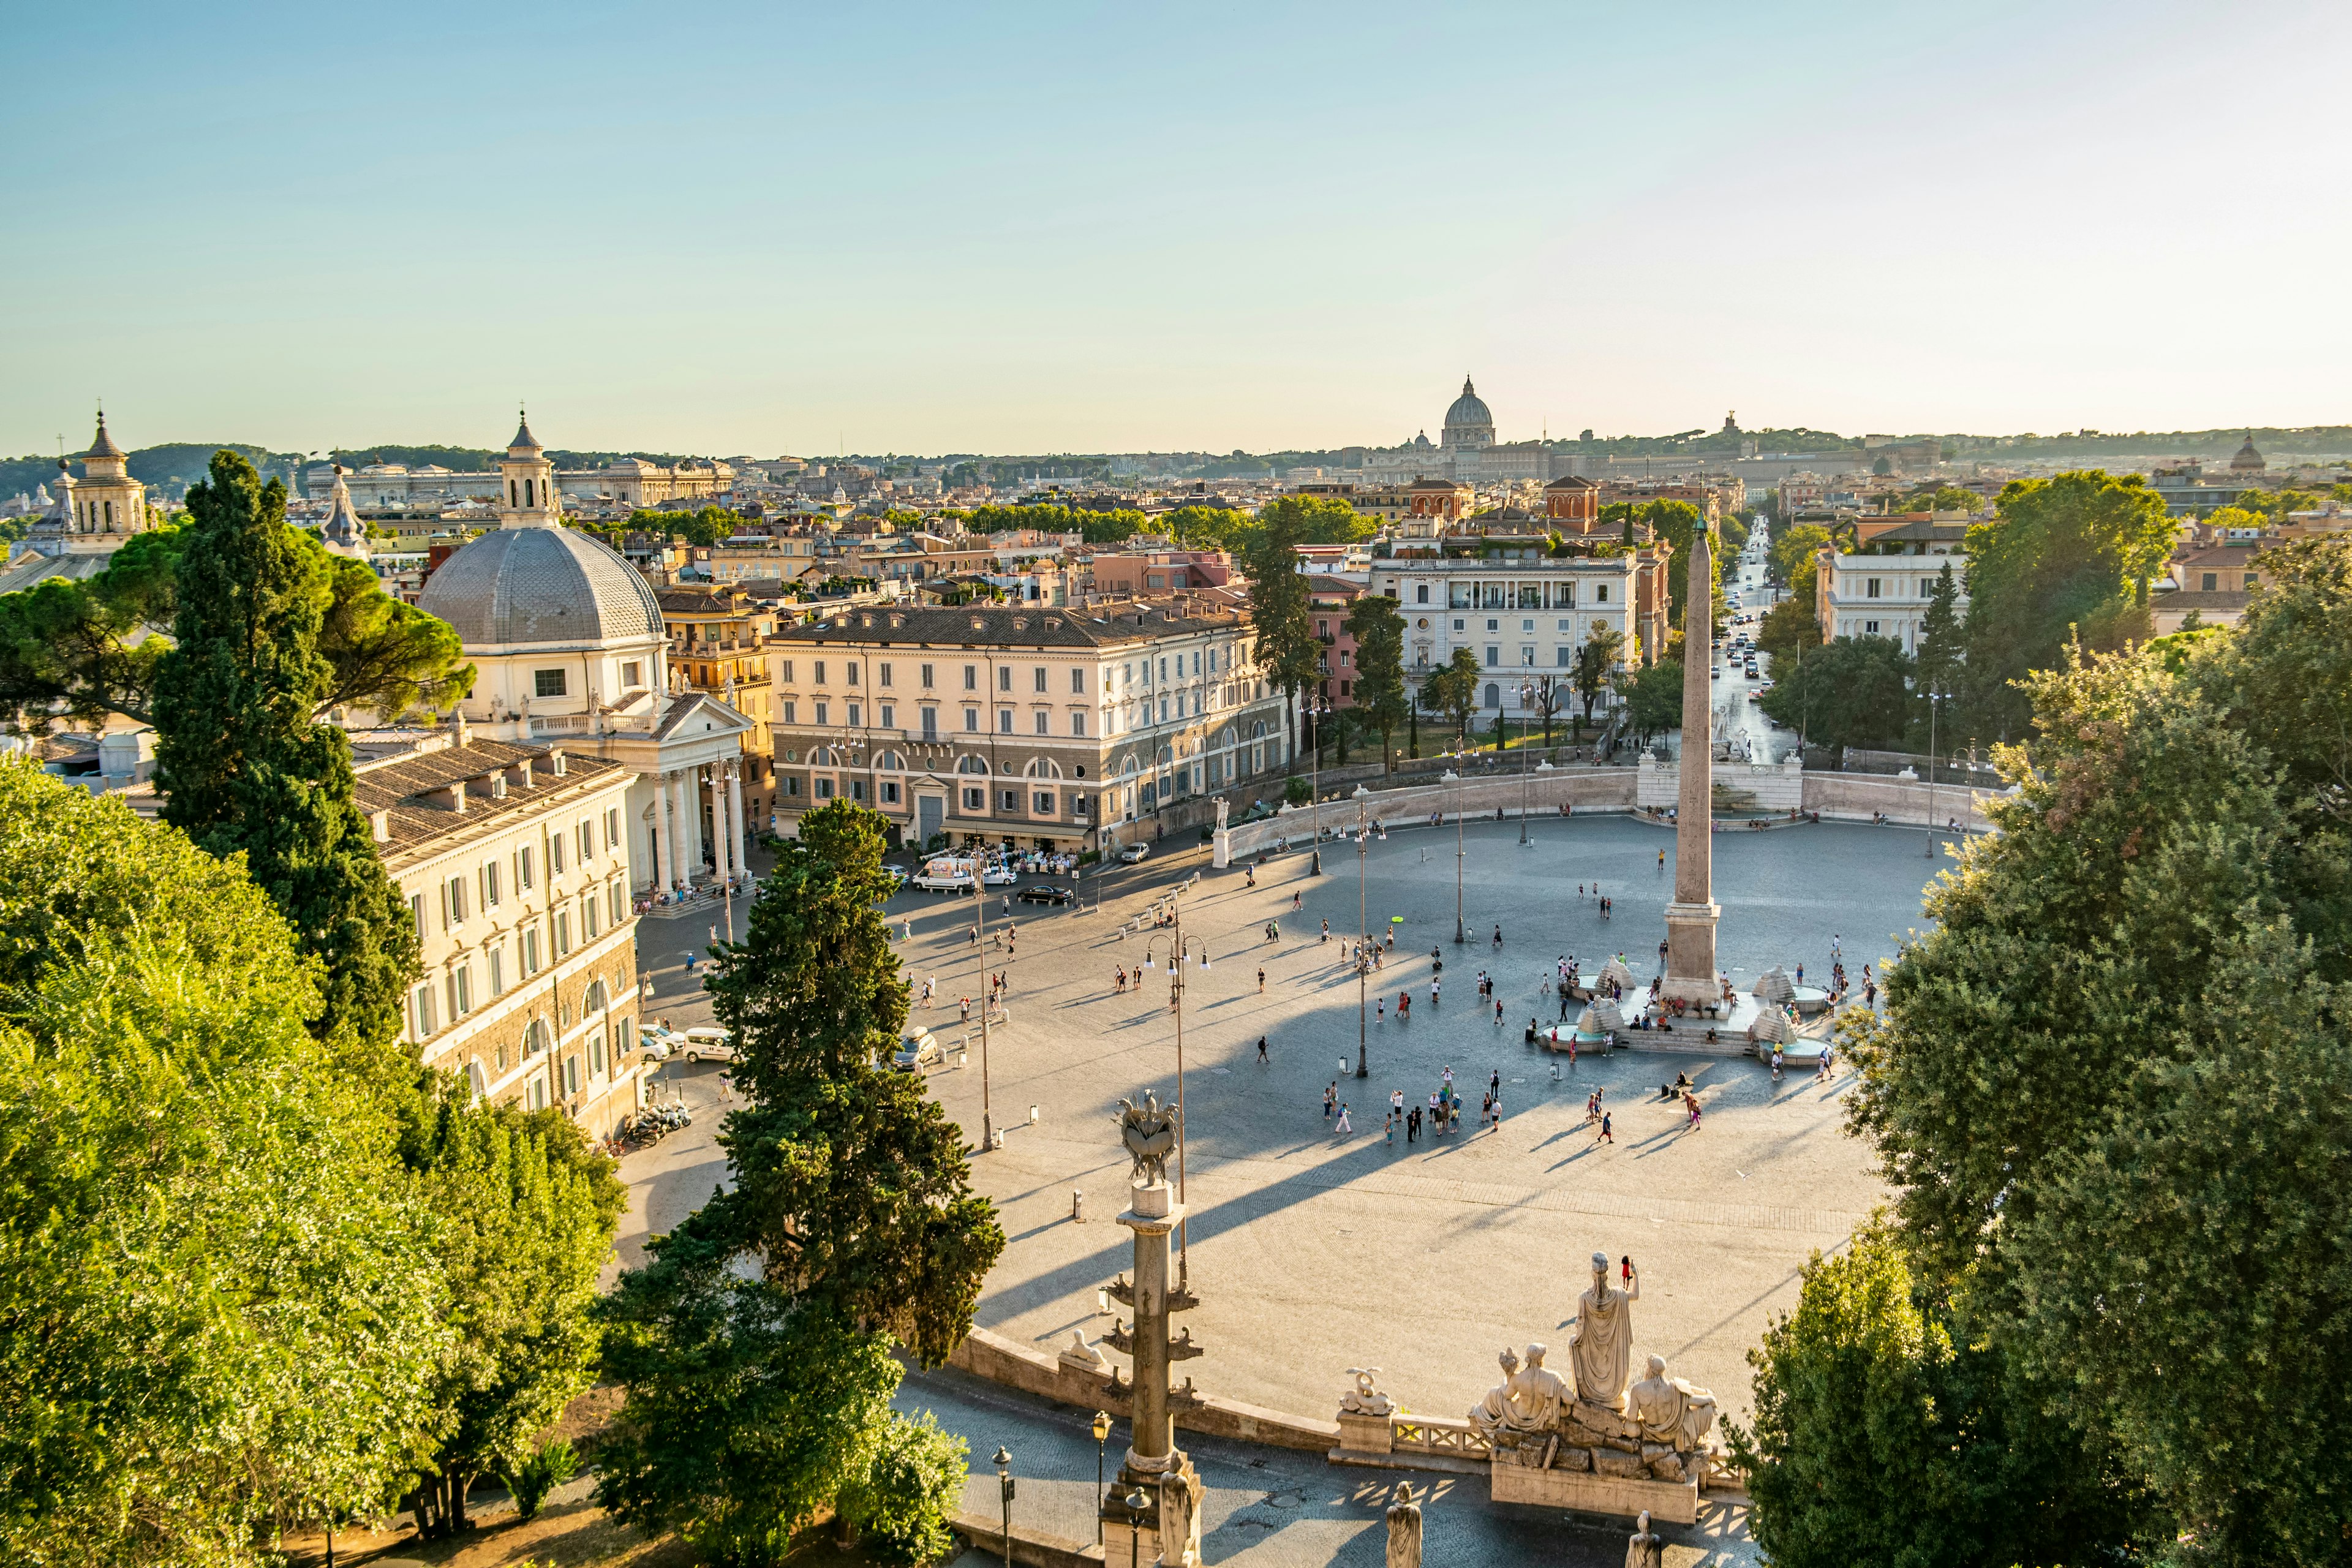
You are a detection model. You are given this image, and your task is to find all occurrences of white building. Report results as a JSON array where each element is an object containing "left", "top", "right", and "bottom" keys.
[
  {"left": 1370, "top": 554, "right": 1642, "bottom": 718},
  {"left": 415, "top": 417, "right": 756, "bottom": 897},
  {"left": 1815, "top": 517, "right": 1969, "bottom": 650}
]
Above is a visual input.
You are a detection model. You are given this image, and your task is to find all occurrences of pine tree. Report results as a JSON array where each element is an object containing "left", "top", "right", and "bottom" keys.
[
  {"left": 151, "top": 449, "right": 417, "bottom": 1049},
  {"left": 1914, "top": 560, "right": 1962, "bottom": 704},
  {"left": 1344, "top": 592, "right": 1408, "bottom": 772}
]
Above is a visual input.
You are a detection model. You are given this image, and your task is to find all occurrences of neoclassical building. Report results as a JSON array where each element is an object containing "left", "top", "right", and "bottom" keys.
[
  {"left": 415, "top": 416, "right": 756, "bottom": 896},
  {"left": 0, "top": 412, "right": 155, "bottom": 595}
]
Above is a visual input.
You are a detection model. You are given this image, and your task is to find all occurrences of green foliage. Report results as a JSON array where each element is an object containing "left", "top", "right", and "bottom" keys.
[
  {"left": 598, "top": 801, "right": 998, "bottom": 1564},
  {"left": 1732, "top": 1227, "right": 2139, "bottom": 1568},
  {"left": 960, "top": 502, "right": 1142, "bottom": 545},
  {"left": 502, "top": 1438, "right": 579, "bottom": 1523},
  {"left": 1770, "top": 522, "right": 1834, "bottom": 598},
  {"left": 1417, "top": 647, "right": 1481, "bottom": 741},
  {"left": 1755, "top": 594, "right": 1821, "bottom": 664},
  {"left": 1639, "top": 500, "right": 1718, "bottom": 622},
  {"left": 1344, "top": 593, "right": 1408, "bottom": 769},
  {"left": 1243, "top": 512, "right": 1321, "bottom": 761},
  {"left": 1254, "top": 492, "right": 1375, "bottom": 546},
  {"left": 1757, "top": 635, "right": 1915, "bottom": 755},
  {"left": 1571, "top": 625, "right": 1624, "bottom": 725},
  {"left": 1912, "top": 561, "right": 1963, "bottom": 703},
  {"left": 1617, "top": 660, "right": 1683, "bottom": 742},
  {"left": 0, "top": 517, "right": 469, "bottom": 735},
  {"left": 1283, "top": 774, "right": 1311, "bottom": 805},
  {"left": 836, "top": 1412, "right": 967, "bottom": 1566},
  {"left": 151, "top": 451, "right": 418, "bottom": 1052},
  {"left": 1957, "top": 470, "right": 2173, "bottom": 741},
  {"left": 1833, "top": 557, "right": 2352, "bottom": 1562},
  {"left": 404, "top": 1092, "right": 624, "bottom": 1536},
  {"left": 0, "top": 767, "right": 451, "bottom": 1568},
  {"left": 1160, "top": 503, "right": 1247, "bottom": 549},
  {"left": 629, "top": 505, "right": 744, "bottom": 548}
]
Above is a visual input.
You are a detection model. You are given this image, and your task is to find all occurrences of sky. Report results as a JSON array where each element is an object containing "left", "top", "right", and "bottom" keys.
[{"left": 6, "top": 0, "right": 2348, "bottom": 459}]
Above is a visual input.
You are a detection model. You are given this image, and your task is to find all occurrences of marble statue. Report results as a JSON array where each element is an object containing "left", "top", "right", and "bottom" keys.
[
  {"left": 1116, "top": 1091, "right": 1180, "bottom": 1186},
  {"left": 1624, "top": 1509, "right": 1664, "bottom": 1568},
  {"left": 1510, "top": 1343, "right": 1569, "bottom": 1431},
  {"left": 1629, "top": 1354, "right": 1718, "bottom": 1452},
  {"left": 1060, "top": 1330, "right": 1110, "bottom": 1371},
  {"left": 1469, "top": 1346, "right": 1524, "bottom": 1438},
  {"left": 1385, "top": 1482, "right": 1423, "bottom": 1568},
  {"left": 1342, "top": 1368, "right": 1393, "bottom": 1416},
  {"left": 1571, "top": 1253, "right": 1640, "bottom": 1409},
  {"left": 1215, "top": 797, "right": 1229, "bottom": 829}
]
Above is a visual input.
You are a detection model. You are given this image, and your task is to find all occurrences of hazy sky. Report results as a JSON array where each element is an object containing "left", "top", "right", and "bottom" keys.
[{"left": 7, "top": 1, "right": 2346, "bottom": 458}]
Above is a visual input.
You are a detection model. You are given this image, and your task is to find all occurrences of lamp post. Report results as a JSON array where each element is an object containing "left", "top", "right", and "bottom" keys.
[
  {"left": 993, "top": 1446, "right": 1014, "bottom": 1568},
  {"left": 1354, "top": 783, "right": 1371, "bottom": 1078},
  {"left": 1924, "top": 687, "right": 1951, "bottom": 859},
  {"left": 1441, "top": 767, "right": 1464, "bottom": 943},
  {"left": 1515, "top": 677, "right": 1549, "bottom": 845},
  {"left": 1091, "top": 1411, "right": 1112, "bottom": 1544},
  {"left": 1123, "top": 1485, "right": 1150, "bottom": 1568},
  {"left": 973, "top": 872, "right": 995, "bottom": 1152},
  {"left": 1308, "top": 696, "right": 1330, "bottom": 875}
]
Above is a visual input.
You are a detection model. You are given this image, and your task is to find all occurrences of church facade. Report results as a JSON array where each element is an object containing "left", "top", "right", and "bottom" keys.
[{"left": 1362, "top": 378, "right": 1563, "bottom": 487}]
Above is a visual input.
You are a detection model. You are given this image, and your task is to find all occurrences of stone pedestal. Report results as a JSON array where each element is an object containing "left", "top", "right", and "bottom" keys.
[
  {"left": 1212, "top": 827, "right": 1232, "bottom": 868},
  {"left": 1100, "top": 1180, "right": 1203, "bottom": 1567},
  {"left": 1659, "top": 900, "right": 1721, "bottom": 1008},
  {"left": 1491, "top": 1460, "right": 1698, "bottom": 1524}
]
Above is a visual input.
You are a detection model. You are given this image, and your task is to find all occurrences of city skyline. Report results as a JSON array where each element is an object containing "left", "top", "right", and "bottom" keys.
[{"left": 6, "top": 0, "right": 2347, "bottom": 456}]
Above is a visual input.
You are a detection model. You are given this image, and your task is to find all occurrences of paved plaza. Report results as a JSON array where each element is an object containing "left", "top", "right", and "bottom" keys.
[{"left": 626, "top": 815, "right": 1951, "bottom": 1433}]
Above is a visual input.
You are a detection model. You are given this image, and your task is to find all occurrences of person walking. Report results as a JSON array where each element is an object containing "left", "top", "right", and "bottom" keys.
[
  {"left": 1324, "top": 1082, "right": 1336, "bottom": 1120},
  {"left": 1490, "top": 1068, "right": 1501, "bottom": 1100},
  {"left": 1321, "top": 918, "right": 1330, "bottom": 943},
  {"left": 1493, "top": 998, "right": 1504, "bottom": 1027},
  {"left": 1292, "top": 890, "right": 1302, "bottom": 911},
  {"left": 1657, "top": 848, "right": 1665, "bottom": 868},
  {"left": 1257, "top": 966, "right": 1267, "bottom": 993},
  {"left": 1376, "top": 997, "right": 1385, "bottom": 1024},
  {"left": 1335, "top": 1102, "right": 1352, "bottom": 1136},
  {"left": 1391, "top": 1088, "right": 1404, "bottom": 1121},
  {"left": 1257, "top": 1035, "right": 1270, "bottom": 1065},
  {"left": 1384, "top": 1109, "right": 1396, "bottom": 1145},
  {"left": 960, "top": 995, "right": 971, "bottom": 1023},
  {"left": 1431, "top": 977, "right": 1441, "bottom": 1005},
  {"left": 1598, "top": 1109, "right": 1613, "bottom": 1144}
]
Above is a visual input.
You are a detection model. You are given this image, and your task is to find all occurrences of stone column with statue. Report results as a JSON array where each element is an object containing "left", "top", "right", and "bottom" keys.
[
  {"left": 1211, "top": 796, "right": 1232, "bottom": 869},
  {"left": 1100, "top": 1093, "right": 1205, "bottom": 1567}
]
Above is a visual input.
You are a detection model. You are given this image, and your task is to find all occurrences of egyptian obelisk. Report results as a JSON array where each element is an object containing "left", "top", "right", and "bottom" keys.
[{"left": 1660, "top": 522, "right": 1720, "bottom": 1006}]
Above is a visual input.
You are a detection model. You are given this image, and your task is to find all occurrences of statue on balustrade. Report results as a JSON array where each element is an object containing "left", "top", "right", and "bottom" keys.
[{"left": 1571, "top": 1251, "right": 1639, "bottom": 1409}]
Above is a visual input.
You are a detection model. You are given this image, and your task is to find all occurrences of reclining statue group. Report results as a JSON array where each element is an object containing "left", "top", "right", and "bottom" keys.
[{"left": 1466, "top": 1252, "right": 1719, "bottom": 1485}]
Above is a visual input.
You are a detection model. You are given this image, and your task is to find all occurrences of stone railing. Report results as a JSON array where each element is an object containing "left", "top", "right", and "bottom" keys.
[{"left": 1390, "top": 1415, "right": 1492, "bottom": 1461}]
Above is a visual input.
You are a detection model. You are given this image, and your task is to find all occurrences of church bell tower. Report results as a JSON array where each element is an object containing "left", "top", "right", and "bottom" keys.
[{"left": 498, "top": 409, "right": 561, "bottom": 529}]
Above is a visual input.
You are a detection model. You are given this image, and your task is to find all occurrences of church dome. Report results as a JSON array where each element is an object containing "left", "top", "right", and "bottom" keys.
[
  {"left": 417, "top": 523, "right": 663, "bottom": 649},
  {"left": 2230, "top": 432, "right": 2266, "bottom": 472},
  {"left": 1444, "top": 377, "right": 1493, "bottom": 432}
]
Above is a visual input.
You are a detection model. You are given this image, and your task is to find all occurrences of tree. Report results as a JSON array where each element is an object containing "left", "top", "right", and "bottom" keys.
[
  {"left": 1769, "top": 522, "right": 1834, "bottom": 599},
  {"left": 1618, "top": 660, "right": 1683, "bottom": 743},
  {"left": 597, "top": 802, "right": 1000, "bottom": 1563},
  {"left": 1254, "top": 492, "right": 1374, "bottom": 547},
  {"left": 0, "top": 768, "right": 451, "bottom": 1568},
  {"left": 1418, "top": 647, "right": 1480, "bottom": 744},
  {"left": 1572, "top": 625, "right": 1624, "bottom": 727},
  {"left": 1757, "top": 636, "right": 1914, "bottom": 755},
  {"left": 1243, "top": 513, "right": 1321, "bottom": 765},
  {"left": 0, "top": 521, "right": 469, "bottom": 735},
  {"left": 1911, "top": 561, "right": 1962, "bottom": 704},
  {"left": 1525, "top": 673, "right": 1567, "bottom": 747},
  {"left": 1732, "top": 1227, "right": 2141, "bottom": 1568},
  {"left": 150, "top": 450, "right": 418, "bottom": 1051},
  {"left": 1755, "top": 594, "right": 1822, "bottom": 665},
  {"left": 1640, "top": 500, "right": 1718, "bottom": 624},
  {"left": 1344, "top": 593, "right": 1408, "bottom": 771},
  {"left": 1956, "top": 469, "right": 2173, "bottom": 742},
  {"left": 1161, "top": 504, "right": 1246, "bottom": 551},
  {"left": 401, "top": 1092, "right": 625, "bottom": 1539}
]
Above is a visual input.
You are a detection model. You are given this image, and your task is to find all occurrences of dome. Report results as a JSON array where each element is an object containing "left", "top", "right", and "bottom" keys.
[
  {"left": 2230, "top": 432, "right": 2265, "bottom": 472},
  {"left": 417, "top": 523, "right": 663, "bottom": 649},
  {"left": 85, "top": 412, "right": 126, "bottom": 461},
  {"left": 1444, "top": 377, "right": 1493, "bottom": 432}
]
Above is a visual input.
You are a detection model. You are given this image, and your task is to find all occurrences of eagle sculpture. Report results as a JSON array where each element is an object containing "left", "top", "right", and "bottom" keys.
[{"left": 1117, "top": 1091, "right": 1180, "bottom": 1186}]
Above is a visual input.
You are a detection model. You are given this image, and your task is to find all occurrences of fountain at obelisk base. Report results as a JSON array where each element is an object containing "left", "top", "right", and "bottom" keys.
[
  {"left": 1101, "top": 1094, "right": 1205, "bottom": 1566},
  {"left": 1659, "top": 522, "right": 1723, "bottom": 1011}
]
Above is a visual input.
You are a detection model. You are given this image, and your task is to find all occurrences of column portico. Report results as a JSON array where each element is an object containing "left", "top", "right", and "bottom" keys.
[
  {"left": 727, "top": 766, "right": 747, "bottom": 879},
  {"left": 654, "top": 775, "right": 677, "bottom": 892},
  {"left": 668, "top": 771, "right": 695, "bottom": 888},
  {"left": 707, "top": 767, "right": 733, "bottom": 885}
]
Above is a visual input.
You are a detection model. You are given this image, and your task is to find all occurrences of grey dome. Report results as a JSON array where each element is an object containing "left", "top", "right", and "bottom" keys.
[
  {"left": 1444, "top": 377, "right": 1493, "bottom": 431},
  {"left": 417, "top": 524, "right": 663, "bottom": 649}
]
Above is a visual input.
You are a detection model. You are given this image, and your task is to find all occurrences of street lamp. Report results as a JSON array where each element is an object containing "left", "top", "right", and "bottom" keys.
[
  {"left": 1354, "top": 783, "right": 1371, "bottom": 1079},
  {"left": 1924, "top": 687, "right": 1952, "bottom": 859},
  {"left": 1308, "top": 696, "right": 1330, "bottom": 875},
  {"left": 1091, "top": 1411, "right": 1113, "bottom": 1544},
  {"left": 993, "top": 1446, "right": 1015, "bottom": 1568},
  {"left": 973, "top": 875, "right": 997, "bottom": 1152},
  {"left": 1441, "top": 767, "right": 1464, "bottom": 943},
  {"left": 1123, "top": 1485, "right": 1151, "bottom": 1568}
]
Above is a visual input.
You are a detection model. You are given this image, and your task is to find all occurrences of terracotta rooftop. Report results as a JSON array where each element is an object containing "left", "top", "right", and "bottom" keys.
[{"left": 350, "top": 737, "right": 628, "bottom": 859}]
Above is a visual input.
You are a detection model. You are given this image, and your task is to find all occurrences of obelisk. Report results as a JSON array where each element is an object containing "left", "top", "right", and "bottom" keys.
[{"left": 1660, "top": 523, "right": 1721, "bottom": 1007}]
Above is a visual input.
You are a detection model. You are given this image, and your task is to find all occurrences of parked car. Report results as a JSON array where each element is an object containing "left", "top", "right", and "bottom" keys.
[
  {"left": 911, "top": 870, "right": 974, "bottom": 892},
  {"left": 892, "top": 1029, "right": 943, "bottom": 1072},
  {"left": 636, "top": 1026, "right": 679, "bottom": 1061},
  {"left": 979, "top": 864, "right": 1019, "bottom": 887},
  {"left": 1017, "top": 883, "right": 1074, "bottom": 905},
  {"left": 1118, "top": 843, "right": 1151, "bottom": 864},
  {"left": 881, "top": 865, "right": 910, "bottom": 889},
  {"left": 679, "top": 1026, "right": 736, "bottom": 1064}
]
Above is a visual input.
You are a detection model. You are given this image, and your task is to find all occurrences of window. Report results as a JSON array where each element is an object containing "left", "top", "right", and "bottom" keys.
[
  {"left": 998, "top": 710, "right": 1014, "bottom": 733},
  {"left": 879, "top": 703, "right": 894, "bottom": 728},
  {"left": 1596, "top": 585, "right": 1610, "bottom": 603},
  {"left": 779, "top": 659, "right": 795, "bottom": 682},
  {"left": 449, "top": 963, "right": 472, "bottom": 1018},
  {"left": 922, "top": 707, "right": 940, "bottom": 739},
  {"left": 996, "top": 666, "right": 1011, "bottom": 692},
  {"left": 2245, "top": 572, "right": 2258, "bottom": 589},
  {"left": 813, "top": 660, "right": 826, "bottom": 684},
  {"left": 1071, "top": 710, "right": 1087, "bottom": 737},
  {"left": 963, "top": 665, "right": 977, "bottom": 690},
  {"left": 1484, "top": 646, "right": 1499, "bottom": 666},
  {"left": 783, "top": 776, "right": 801, "bottom": 796},
  {"left": 815, "top": 701, "right": 829, "bottom": 725},
  {"left": 488, "top": 942, "right": 505, "bottom": 995},
  {"left": 584, "top": 891, "right": 600, "bottom": 940},
  {"left": 409, "top": 891, "right": 426, "bottom": 933},
  {"left": 578, "top": 820, "right": 594, "bottom": 860},
  {"left": 564, "top": 1055, "right": 581, "bottom": 1096},
  {"left": 605, "top": 806, "right": 620, "bottom": 848},
  {"left": 1521, "top": 647, "right": 1536, "bottom": 665},
  {"left": 845, "top": 663, "right": 859, "bottom": 686},
  {"left": 921, "top": 663, "right": 935, "bottom": 687},
  {"left": 1035, "top": 791, "right": 1055, "bottom": 814},
  {"left": 1486, "top": 618, "right": 1499, "bottom": 631},
  {"left": 1074, "top": 793, "right": 1091, "bottom": 816},
  {"left": 848, "top": 702, "right": 862, "bottom": 726},
  {"left": 519, "top": 845, "right": 535, "bottom": 889},
  {"left": 590, "top": 1031, "right": 606, "bottom": 1077},
  {"left": 2201, "top": 572, "right": 2218, "bottom": 591},
  {"left": 1864, "top": 619, "right": 1880, "bottom": 635},
  {"left": 1071, "top": 668, "right": 1085, "bottom": 693},
  {"left": 962, "top": 786, "right": 984, "bottom": 810},
  {"left": 529, "top": 1079, "right": 545, "bottom": 1111},
  {"left": 554, "top": 909, "right": 571, "bottom": 956},
  {"left": 1521, "top": 619, "right": 1534, "bottom": 632},
  {"left": 411, "top": 982, "right": 437, "bottom": 1040},
  {"left": 534, "top": 669, "right": 567, "bottom": 698},
  {"left": 550, "top": 834, "right": 565, "bottom": 875},
  {"left": 1866, "top": 578, "right": 1882, "bottom": 599},
  {"left": 882, "top": 780, "right": 901, "bottom": 804},
  {"left": 963, "top": 707, "right": 979, "bottom": 731},
  {"left": 521, "top": 924, "right": 541, "bottom": 977},
  {"left": 1453, "top": 618, "right": 1465, "bottom": 631},
  {"left": 1557, "top": 646, "right": 1574, "bottom": 666},
  {"left": 622, "top": 660, "right": 643, "bottom": 687},
  {"left": 1415, "top": 584, "right": 1430, "bottom": 603},
  {"left": 1035, "top": 711, "right": 1049, "bottom": 734},
  {"left": 816, "top": 777, "right": 834, "bottom": 799},
  {"left": 617, "top": 1017, "right": 636, "bottom": 1057},
  {"left": 443, "top": 875, "right": 466, "bottom": 929},
  {"left": 1000, "top": 788, "right": 1019, "bottom": 812},
  {"left": 880, "top": 663, "right": 894, "bottom": 687}
]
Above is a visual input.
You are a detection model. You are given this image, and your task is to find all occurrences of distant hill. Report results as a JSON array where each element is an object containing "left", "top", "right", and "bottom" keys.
[{"left": 0, "top": 443, "right": 303, "bottom": 503}]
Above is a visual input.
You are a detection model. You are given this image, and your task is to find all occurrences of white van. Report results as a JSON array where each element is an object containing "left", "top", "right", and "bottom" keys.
[{"left": 679, "top": 1027, "right": 736, "bottom": 1064}]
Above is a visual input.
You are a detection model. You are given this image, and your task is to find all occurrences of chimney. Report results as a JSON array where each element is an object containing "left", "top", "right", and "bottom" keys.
[{"left": 370, "top": 809, "right": 390, "bottom": 843}]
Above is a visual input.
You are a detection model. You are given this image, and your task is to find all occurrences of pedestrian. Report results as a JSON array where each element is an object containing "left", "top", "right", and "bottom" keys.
[
  {"left": 1257, "top": 967, "right": 1267, "bottom": 993},
  {"left": 1431, "top": 978, "right": 1441, "bottom": 1005},
  {"left": 1599, "top": 1110, "right": 1613, "bottom": 1144},
  {"left": 1491, "top": 1090, "right": 1502, "bottom": 1130},
  {"left": 1771, "top": 1046, "right": 1784, "bottom": 1080},
  {"left": 1321, "top": 918, "right": 1330, "bottom": 943},
  {"left": 1490, "top": 1068, "right": 1501, "bottom": 1099},
  {"left": 1407, "top": 1105, "right": 1420, "bottom": 1143},
  {"left": 1657, "top": 848, "right": 1665, "bottom": 868},
  {"left": 1494, "top": 998, "right": 1504, "bottom": 1026},
  {"left": 1585, "top": 1089, "right": 1601, "bottom": 1123},
  {"left": 1377, "top": 998, "right": 1385, "bottom": 1024},
  {"left": 1442, "top": 1064, "right": 1454, "bottom": 1087},
  {"left": 1795, "top": 962, "right": 1804, "bottom": 985},
  {"left": 1831, "top": 933, "right": 1842, "bottom": 959},
  {"left": 1559, "top": 992, "right": 1570, "bottom": 1022},
  {"left": 1480, "top": 1091, "right": 1492, "bottom": 1127},
  {"left": 1493, "top": 923, "right": 1502, "bottom": 948},
  {"left": 1257, "top": 1035, "right": 1270, "bottom": 1065},
  {"left": 960, "top": 996, "right": 971, "bottom": 1022},
  {"left": 1292, "top": 891, "right": 1302, "bottom": 911},
  {"left": 1385, "top": 1110, "right": 1395, "bottom": 1144},
  {"left": 1324, "top": 1082, "right": 1336, "bottom": 1119},
  {"left": 1336, "top": 1103, "right": 1352, "bottom": 1136}
]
